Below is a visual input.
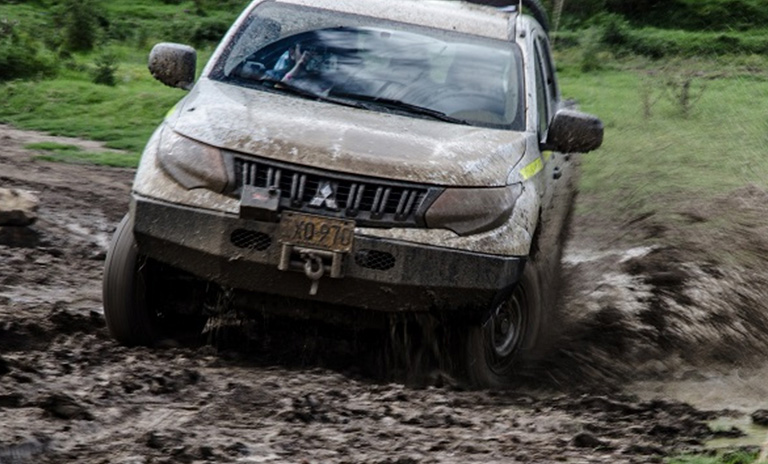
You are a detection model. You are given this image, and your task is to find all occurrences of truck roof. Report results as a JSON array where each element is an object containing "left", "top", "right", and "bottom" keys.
[{"left": 274, "top": 0, "right": 516, "bottom": 41}]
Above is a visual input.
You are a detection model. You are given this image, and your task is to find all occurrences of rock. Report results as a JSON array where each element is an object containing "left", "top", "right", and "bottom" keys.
[
  {"left": 0, "top": 435, "right": 51, "bottom": 462},
  {"left": 141, "top": 430, "right": 184, "bottom": 451},
  {"left": 0, "top": 355, "right": 10, "bottom": 376},
  {"left": 40, "top": 393, "right": 94, "bottom": 421},
  {"left": 0, "top": 188, "right": 39, "bottom": 226},
  {"left": 622, "top": 443, "right": 665, "bottom": 456},
  {"left": 752, "top": 409, "right": 768, "bottom": 426},
  {"left": 0, "top": 393, "right": 24, "bottom": 408},
  {"left": 0, "top": 225, "right": 41, "bottom": 247},
  {"left": 710, "top": 426, "right": 745, "bottom": 439},
  {"left": 198, "top": 446, "right": 216, "bottom": 460},
  {"left": 572, "top": 432, "right": 607, "bottom": 449}
]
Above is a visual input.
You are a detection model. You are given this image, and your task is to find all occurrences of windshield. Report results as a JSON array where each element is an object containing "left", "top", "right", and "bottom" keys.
[{"left": 210, "top": 3, "right": 524, "bottom": 130}]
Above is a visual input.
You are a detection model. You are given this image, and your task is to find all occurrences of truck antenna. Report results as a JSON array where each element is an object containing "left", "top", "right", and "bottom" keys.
[{"left": 553, "top": 0, "right": 565, "bottom": 46}]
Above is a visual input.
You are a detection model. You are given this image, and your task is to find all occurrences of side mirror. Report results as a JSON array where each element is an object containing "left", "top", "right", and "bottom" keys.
[
  {"left": 545, "top": 109, "right": 604, "bottom": 153},
  {"left": 148, "top": 43, "right": 197, "bottom": 90}
]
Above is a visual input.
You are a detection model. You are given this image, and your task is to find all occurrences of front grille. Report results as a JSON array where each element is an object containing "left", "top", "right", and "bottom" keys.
[
  {"left": 355, "top": 249, "right": 396, "bottom": 271},
  {"left": 230, "top": 229, "right": 272, "bottom": 251},
  {"left": 231, "top": 155, "right": 439, "bottom": 227}
]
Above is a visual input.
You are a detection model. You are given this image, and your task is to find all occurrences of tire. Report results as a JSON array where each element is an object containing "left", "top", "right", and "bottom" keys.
[
  {"left": 464, "top": 257, "right": 546, "bottom": 388},
  {"left": 464, "top": 1, "right": 550, "bottom": 33},
  {"left": 103, "top": 214, "right": 209, "bottom": 346},
  {"left": 102, "top": 214, "right": 162, "bottom": 346},
  {"left": 522, "top": 0, "right": 551, "bottom": 34}
]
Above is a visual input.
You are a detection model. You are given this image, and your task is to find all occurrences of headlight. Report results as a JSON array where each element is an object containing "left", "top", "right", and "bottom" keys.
[
  {"left": 425, "top": 184, "right": 523, "bottom": 236},
  {"left": 157, "top": 129, "right": 228, "bottom": 192}
]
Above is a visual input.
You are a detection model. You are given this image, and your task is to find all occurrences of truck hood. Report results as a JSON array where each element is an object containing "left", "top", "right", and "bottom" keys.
[{"left": 170, "top": 78, "right": 527, "bottom": 187}]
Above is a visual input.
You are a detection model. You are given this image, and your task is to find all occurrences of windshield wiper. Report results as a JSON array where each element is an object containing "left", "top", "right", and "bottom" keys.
[
  {"left": 246, "top": 78, "right": 471, "bottom": 124},
  {"left": 330, "top": 92, "right": 471, "bottom": 125},
  {"left": 253, "top": 77, "right": 369, "bottom": 110}
]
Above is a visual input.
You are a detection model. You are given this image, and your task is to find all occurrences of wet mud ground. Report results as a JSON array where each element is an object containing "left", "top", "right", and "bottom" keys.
[{"left": 1, "top": 124, "right": 768, "bottom": 463}]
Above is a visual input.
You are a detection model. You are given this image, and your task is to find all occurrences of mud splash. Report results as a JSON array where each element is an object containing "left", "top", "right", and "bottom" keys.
[{"left": 541, "top": 183, "right": 768, "bottom": 391}]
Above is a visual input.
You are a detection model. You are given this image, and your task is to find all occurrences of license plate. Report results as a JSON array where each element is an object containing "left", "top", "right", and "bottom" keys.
[{"left": 279, "top": 212, "right": 355, "bottom": 252}]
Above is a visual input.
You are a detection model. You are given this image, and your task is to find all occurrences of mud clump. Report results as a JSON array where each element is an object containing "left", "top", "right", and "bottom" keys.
[
  {"left": 0, "top": 436, "right": 51, "bottom": 464},
  {"left": 752, "top": 410, "right": 768, "bottom": 427},
  {"left": 0, "top": 356, "right": 10, "bottom": 377},
  {"left": 40, "top": 393, "right": 95, "bottom": 421}
]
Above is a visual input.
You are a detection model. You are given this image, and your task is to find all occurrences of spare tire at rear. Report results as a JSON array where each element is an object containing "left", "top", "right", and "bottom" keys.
[{"left": 463, "top": 0, "right": 551, "bottom": 34}]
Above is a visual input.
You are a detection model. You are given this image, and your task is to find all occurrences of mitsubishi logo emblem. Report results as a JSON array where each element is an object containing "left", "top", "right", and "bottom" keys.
[{"left": 309, "top": 181, "right": 338, "bottom": 209}]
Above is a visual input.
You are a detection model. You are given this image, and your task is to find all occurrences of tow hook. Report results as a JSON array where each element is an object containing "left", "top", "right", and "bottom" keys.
[
  {"left": 278, "top": 245, "right": 346, "bottom": 295},
  {"left": 301, "top": 251, "right": 325, "bottom": 295}
]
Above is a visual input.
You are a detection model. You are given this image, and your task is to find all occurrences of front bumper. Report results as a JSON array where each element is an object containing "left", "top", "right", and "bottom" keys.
[{"left": 132, "top": 195, "right": 525, "bottom": 313}]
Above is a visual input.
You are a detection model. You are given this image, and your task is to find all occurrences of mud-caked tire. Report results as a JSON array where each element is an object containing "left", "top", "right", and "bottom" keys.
[
  {"left": 102, "top": 214, "right": 164, "bottom": 346},
  {"left": 464, "top": 258, "right": 547, "bottom": 388},
  {"left": 522, "top": 0, "right": 550, "bottom": 34}
]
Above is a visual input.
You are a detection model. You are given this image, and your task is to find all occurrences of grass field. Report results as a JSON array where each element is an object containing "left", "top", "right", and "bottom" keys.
[
  {"left": 0, "top": 45, "right": 216, "bottom": 153},
  {"left": 0, "top": 66, "right": 183, "bottom": 153},
  {"left": 561, "top": 53, "right": 768, "bottom": 224},
  {"left": 24, "top": 141, "right": 140, "bottom": 168}
]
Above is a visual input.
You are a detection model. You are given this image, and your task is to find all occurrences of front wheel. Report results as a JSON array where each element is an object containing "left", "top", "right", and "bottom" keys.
[
  {"left": 102, "top": 214, "right": 206, "bottom": 346},
  {"left": 464, "top": 258, "right": 545, "bottom": 387},
  {"left": 102, "top": 214, "right": 163, "bottom": 345}
]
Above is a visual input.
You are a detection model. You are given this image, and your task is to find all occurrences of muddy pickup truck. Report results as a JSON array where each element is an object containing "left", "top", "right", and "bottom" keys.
[{"left": 103, "top": 0, "right": 603, "bottom": 387}]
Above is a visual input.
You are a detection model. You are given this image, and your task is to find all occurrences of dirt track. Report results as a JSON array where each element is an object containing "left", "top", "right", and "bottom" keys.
[{"left": 1, "top": 124, "right": 768, "bottom": 463}]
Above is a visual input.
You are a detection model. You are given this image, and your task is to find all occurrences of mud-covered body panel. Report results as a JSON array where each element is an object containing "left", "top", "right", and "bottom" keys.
[
  {"left": 132, "top": 195, "right": 525, "bottom": 312},
  {"left": 169, "top": 79, "right": 527, "bottom": 187},
  {"left": 128, "top": 0, "right": 588, "bottom": 315}
]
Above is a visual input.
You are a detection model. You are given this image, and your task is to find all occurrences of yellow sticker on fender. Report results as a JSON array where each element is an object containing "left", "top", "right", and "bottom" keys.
[
  {"left": 164, "top": 104, "right": 178, "bottom": 120},
  {"left": 520, "top": 158, "right": 544, "bottom": 180}
]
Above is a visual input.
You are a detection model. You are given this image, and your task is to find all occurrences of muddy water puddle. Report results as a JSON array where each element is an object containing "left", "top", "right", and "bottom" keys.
[
  {"left": 706, "top": 416, "right": 768, "bottom": 450},
  {"left": 630, "top": 367, "right": 768, "bottom": 412},
  {"left": 629, "top": 366, "right": 768, "bottom": 451}
]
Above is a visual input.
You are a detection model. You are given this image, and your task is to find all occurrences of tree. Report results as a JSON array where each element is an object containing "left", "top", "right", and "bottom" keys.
[{"left": 59, "top": 0, "right": 103, "bottom": 52}]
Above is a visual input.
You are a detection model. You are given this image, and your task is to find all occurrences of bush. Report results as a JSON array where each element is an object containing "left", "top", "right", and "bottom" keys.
[
  {"left": 56, "top": 0, "right": 106, "bottom": 52},
  {"left": 92, "top": 52, "right": 118, "bottom": 86},
  {"left": 190, "top": 18, "right": 230, "bottom": 47},
  {"left": 597, "top": 14, "right": 631, "bottom": 47},
  {"left": 604, "top": 0, "right": 666, "bottom": 22},
  {"left": 549, "top": 0, "right": 768, "bottom": 31},
  {"left": 579, "top": 28, "right": 604, "bottom": 72},
  {"left": 0, "top": 19, "right": 57, "bottom": 81}
]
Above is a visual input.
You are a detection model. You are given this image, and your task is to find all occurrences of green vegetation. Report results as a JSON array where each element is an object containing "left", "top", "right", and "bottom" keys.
[
  {"left": 554, "top": 26, "right": 768, "bottom": 58},
  {"left": 25, "top": 142, "right": 139, "bottom": 168},
  {"left": 667, "top": 449, "right": 759, "bottom": 464},
  {"left": 0, "top": 0, "right": 243, "bottom": 160},
  {"left": 560, "top": 65, "right": 768, "bottom": 203},
  {"left": 542, "top": 0, "right": 768, "bottom": 30},
  {"left": 0, "top": 69, "right": 181, "bottom": 153},
  {"left": 0, "top": 18, "right": 57, "bottom": 80}
]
